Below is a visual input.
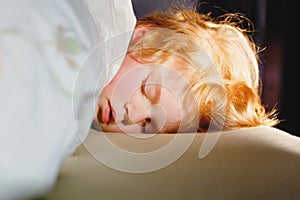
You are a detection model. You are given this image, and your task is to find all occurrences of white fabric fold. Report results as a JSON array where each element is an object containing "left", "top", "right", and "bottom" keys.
[{"left": 0, "top": 1, "right": 136, "bottom": 199}]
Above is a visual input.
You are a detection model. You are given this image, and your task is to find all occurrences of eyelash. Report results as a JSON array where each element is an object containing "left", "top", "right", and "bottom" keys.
[
  {"left": 142, "top": 118, "right": 152, "bottom": 133},
  {"left": 140, "top": 80, "right": 148, "bottom": 100}
]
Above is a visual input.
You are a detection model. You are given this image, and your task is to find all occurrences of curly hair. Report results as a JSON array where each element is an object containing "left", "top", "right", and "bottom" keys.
[{"left": 127, "top": 8, "right": 279, "bottom": 132}]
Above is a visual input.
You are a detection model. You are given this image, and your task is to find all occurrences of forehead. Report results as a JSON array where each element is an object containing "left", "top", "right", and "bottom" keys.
[{"left": 157, "top": 86, "right": 182, "bottom": 131}]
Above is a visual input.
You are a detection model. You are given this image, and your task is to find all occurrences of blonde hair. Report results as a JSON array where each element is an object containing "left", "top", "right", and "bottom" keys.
[{"left": 128, "top": 8, "right": 279, "bottom": 132}]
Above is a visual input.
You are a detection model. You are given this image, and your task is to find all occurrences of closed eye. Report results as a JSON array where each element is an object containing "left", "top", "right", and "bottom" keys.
[
  {"left": 141, "top": 118, "right": 150, "bottom": 133},
  {"left": 140, "top": 79, "right": 149, "bottom": 100},
  {"left": 141, "top": 118, "right": 159, "bottom": 133},
  {"left": 141, "top": 80, "right": 161, "bottom": 104}
]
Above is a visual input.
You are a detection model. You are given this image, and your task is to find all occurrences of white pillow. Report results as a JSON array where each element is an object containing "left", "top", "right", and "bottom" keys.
[{"left": 0, "top": 0, "right": 136, "bottom": 199}]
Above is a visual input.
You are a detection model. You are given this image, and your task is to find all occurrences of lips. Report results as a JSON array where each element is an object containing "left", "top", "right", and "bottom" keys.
[{"left": 98, "top": 100, "right": 115, "bottom": 125}]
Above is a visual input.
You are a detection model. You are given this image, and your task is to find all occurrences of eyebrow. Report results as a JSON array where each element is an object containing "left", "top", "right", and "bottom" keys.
[{"left": 151, "top": 83, "right": 161, "bottom": 104}]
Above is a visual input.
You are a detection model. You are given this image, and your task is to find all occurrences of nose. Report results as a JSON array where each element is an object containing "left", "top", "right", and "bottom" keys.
[{"left": 123, "top": 102, "right": 151, "bottom": 125}]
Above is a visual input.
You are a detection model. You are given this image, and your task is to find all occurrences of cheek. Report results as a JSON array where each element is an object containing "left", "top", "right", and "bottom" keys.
[
  {"left": 101, "top": 55, "right": 141, "bottom": 96},
  {"left": 103, "top": 69, "right": 142, "bottom": 99},
  {"left": 112, "top": 74, "right": 141, "bottom": 101}
]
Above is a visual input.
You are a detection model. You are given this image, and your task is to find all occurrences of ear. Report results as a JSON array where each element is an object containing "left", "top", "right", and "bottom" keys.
[{"left": 131, "top": 26, "right": 150, "bottom": 42}]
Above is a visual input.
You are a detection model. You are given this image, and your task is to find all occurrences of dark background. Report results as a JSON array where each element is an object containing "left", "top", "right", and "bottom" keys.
[{"left": 132, "top": 0, "right": 299, "bottom": 136}]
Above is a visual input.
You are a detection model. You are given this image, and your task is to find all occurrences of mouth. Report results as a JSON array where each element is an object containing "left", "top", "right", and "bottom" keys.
[{"left": 98, "top": 100, "right": 115, "bottom": 125}]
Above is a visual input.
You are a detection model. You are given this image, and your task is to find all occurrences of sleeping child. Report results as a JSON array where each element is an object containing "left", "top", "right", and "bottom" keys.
[{"left": 94, "top": 8, "right": 279, "bottom": 134}]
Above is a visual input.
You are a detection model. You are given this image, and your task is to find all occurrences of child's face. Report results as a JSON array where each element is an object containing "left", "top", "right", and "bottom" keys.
[{"left": 97, "top": 55, "right": 183, "bottom": 133}]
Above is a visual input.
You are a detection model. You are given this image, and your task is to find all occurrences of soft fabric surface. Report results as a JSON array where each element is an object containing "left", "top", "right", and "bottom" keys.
[
  {"left": 47, "top": 126, "right": 300, "bottom": 199},
  {"left": 0, "top": 1, "right": 135, "bottom": 199}
]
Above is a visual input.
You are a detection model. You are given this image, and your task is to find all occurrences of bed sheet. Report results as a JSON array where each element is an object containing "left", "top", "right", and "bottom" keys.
[{"left": 47, "top": 126, "right": 300, "bottom": 199}]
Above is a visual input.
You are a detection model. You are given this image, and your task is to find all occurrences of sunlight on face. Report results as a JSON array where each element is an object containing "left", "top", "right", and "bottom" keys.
[{"left": 96, "top": 55, "right": 185, "bottom": 134}]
